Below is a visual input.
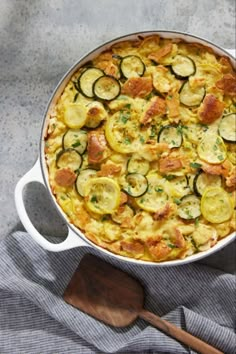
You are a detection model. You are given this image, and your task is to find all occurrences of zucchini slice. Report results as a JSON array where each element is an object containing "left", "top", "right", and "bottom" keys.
[
  {"left": 158, "top": 125, "right": 183, "bottom": 148},
  {"left": 120, "top": 55, "right": 145, "bottom": 79},
  {"left": 169, "top": 175, "right": 190, "bottom": 198},
  {"left": 78, "top": 68, "right": 104, "bottom": 98},
  {"left": 122, "top": 173, "right": 148, "bottom": 197},
  {"left": 219, "top": 113, "right": 236, "bottom": 143},
  {"left": 177, "top": 194, "right": 201, "bottom": 220},
  {"left": 127, "top": 155, "right": 150, "bottom": 175},
  {"left": 201, "top": 187, "right": 233, "bottom": 223},
  {"left": 63, "top": 129, "right": 87, "bottom": 155},
  {"left": 171, "top": 55, "right": 196, "bottom": 79},
  {"left": 75, "top": 168, "right": 97, "bottom": 197},
  {"left": 197, "top": 133, "right": 227, "bottom": 164},
  {"left": 84, "top": 177, "right": 120, "bottom": 214},
  {"left": 136, "top": 174, "right": 169, "bottom": 212},
  {"left": 93, "top": 75, "right": 121, "bottom": 101},
  {"left": 179, "top": 82, "right": 205, "bottom": 107},
  {"left": 56, "top": 148, "right": 83, "bottom": 171},
  {"left": 193, "top": 171, "right": 222, "bottom": 197}
]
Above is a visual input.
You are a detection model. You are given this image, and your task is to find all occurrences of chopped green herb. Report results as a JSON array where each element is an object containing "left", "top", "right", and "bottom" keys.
[
  {"left": 139, "top": 136, "right": 145, "bottom": 144},
  {"left": 145, "top": 92, "right": 153, "bottom": 100},
  {"left": 150, "top": 125, "right": 156, "bottom": 138},
  {"left": 217, "top": 155, "right": 224, "bottom": 161},
  {"left": 173, "top": 198, "right": 181, "bottom": 205},
  {"left": 167, "top": 243, "right": 175, "bottom": 249},
  {"left": 120, "top": 115, "right": 128, "bottom": 124},
  {"left": 155, "top": 187, "right": 163, "bottom": 193},
  {"left": 164, "top": 175, "right": 176, "bottom": 181},
  {"left": 72, "top": 140, "right": 81, "bottom": 147},
  {"left": 190, "top": 162, "right": 202, "bottom": 169},
  {"left": 90, "top": 195, "right": 98, "bottom": 203},
  {"left": 60, "top": 196, "right": 66, "bottom": 201},
  {"left": 176, "top": 126, "right": 183, "bottom": 134},
  {"left": 185, "top": 209, "right": 193, "bottom": 218},
  {"left": 195, "top": 217, "right": 199, "bottom": 226},
  {"left": 124, "top": 137, "right": 131, "bottom": 145}
]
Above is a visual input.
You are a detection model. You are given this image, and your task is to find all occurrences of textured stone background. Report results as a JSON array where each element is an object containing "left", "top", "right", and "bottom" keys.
[{"left": 0, "top": 0, "right": 235, "bottom": 240}]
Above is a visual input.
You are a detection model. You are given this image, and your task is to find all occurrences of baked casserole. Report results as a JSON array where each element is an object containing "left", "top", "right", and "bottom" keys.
[{"left": 45, "top": 35, "right": 236, "bottom": 262}]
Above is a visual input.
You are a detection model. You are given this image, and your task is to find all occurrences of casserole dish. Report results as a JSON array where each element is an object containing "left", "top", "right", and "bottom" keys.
[{"left": 15, "top": 31, "right": 236, "bottom": 266}]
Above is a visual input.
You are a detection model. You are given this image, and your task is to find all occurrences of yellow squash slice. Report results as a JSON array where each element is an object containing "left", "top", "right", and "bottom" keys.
[
  {"left": 201, "top": 187, "right": 233, "bottom": 223},
  {"left": 64, "top": 103, "right": 87, "bottom": 129},
  {"left": 105, "top": 112, "right": 141, "bottom": 154},
  {"left": 197, "top": 133, "right": 227, "bottom": 164},
  {"left": 84, "top": 177, "right": 120, "bottom": 214}
]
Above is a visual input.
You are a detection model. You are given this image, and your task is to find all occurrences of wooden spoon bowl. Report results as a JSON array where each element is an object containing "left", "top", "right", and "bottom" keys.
[{"left": 63, "top": 254, "right": 222, "bottom": 354}]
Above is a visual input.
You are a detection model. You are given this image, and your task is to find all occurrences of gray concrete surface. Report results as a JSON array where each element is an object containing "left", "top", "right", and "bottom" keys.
[{"left": 0, "top": 0, "right": 235, "bottom": 240}]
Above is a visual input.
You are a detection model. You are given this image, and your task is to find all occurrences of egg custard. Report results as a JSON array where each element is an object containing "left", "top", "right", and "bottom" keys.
[{"left": 45, "top": 35, "right": 236, "bottom": 262}]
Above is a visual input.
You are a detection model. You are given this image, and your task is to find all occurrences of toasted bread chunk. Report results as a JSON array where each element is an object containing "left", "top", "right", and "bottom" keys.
[
  {"left": 166, "top": 93, "right": 180, "bottom": 118},
  {"left": 148, "top": 43, "right": 173, "bottom": 63},
  {"left": 87, "top": 131, "right": 107, "bottom": 164},
  {"left": 121, "top": 77, "right": 153, "bottom": 98},
  {"left": 141, "top": 97, "right": 166, "bottom": 124},
  {"left": 159, "top": 157, "right": 183, "bottom": 173},
  {"left": 97, "top": 162, "right": 122, "bottom": 177},
  {"left": 202, "top": 160, "right": 232, "bottom": 178},
  {"left": 198, "top": 94, "right": 224, "bottom": 124},
  {"left": 120, "top": 240, "right": 144, "bottom": 256},
  {"left": 55, "top": 168, "right": 76, "bottom": 187},
  {"left": 216, "top": 74, "right": 236, "bottom": 96}
]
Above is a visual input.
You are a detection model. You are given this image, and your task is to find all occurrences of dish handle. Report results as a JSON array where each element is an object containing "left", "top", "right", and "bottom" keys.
[{"left": 15, "top": 158, "right": 89, "bottom": 251}]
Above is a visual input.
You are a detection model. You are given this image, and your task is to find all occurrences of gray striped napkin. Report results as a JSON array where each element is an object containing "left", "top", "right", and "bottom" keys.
[{"left": 0, "top": 231, "right": 235, "bottom": 354}]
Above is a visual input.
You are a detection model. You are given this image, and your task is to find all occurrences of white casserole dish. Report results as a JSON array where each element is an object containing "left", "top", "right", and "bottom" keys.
[{"left": 15, "top": 31, "right": 236, "bottom": 266}]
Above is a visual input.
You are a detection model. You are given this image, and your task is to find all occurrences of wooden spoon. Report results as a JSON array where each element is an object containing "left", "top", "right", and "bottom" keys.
[{"left": 63, "top": 254, "right": 223, "bottom": 354}]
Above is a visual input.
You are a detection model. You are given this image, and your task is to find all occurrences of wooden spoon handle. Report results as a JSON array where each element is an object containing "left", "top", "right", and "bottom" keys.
[{"left": 139, "top": 309, "right": 223, "bottom": 354}]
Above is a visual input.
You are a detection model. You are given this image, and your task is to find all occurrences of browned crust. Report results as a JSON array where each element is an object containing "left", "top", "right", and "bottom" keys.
[
  {"left": 141, "top": 97, "right": 166, "bottom": 124},
  {"left": 198, "top": 94, "right": 225, "bottom": 124},
  {"left": 121, "top": 77, "right": 153, "bottom": 98},
  {"left": 148, "top": 43, "right": 173, "bottom": 63},
  {"left": 87, "top": 131, "right": 107, "bottom": 164},
  {"left": 55, "top": 168, "right": 77, "bottom": 187},
  {"left": 216, "top": 74, "right": 236, "bottom": 96}
]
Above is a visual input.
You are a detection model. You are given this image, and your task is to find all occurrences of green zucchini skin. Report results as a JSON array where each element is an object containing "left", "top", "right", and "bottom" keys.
[
  {"left": 122, "top": 173, "right": 148, "bottom": 198},
  {"left": 177, "top": 194, "right": 201, "bottom": 220},
  {"left": 78, "top": 67, "right": 104, "bottom": 98},
  {"left": 157, "top": 125, "right": 183, "bottom": 149},
  {"left": 218, "top": 113, "right": 236, "bottom": 143},
  {"left": 75, "top": 168, "right": 97, "bottom": 197},
  {"left": 127, "top": 155, "right": 150, "bottom": 175},
  {"left": 179, "top": 81, "right": 206, "bottom": 107},
  {"left": 56, "top": 148, "right": 83, "bottom": 171},
  {"left": 170, "top": 55, "right": 196, "bottom": 80},
  {"left": 120, "top": 55, "right": 145, "bottom": 79},
  {"left": 62, "top": 129, "right": 88, "bottom": 155},
  {"left": 193, "top": 170, "right": 222, "bottom": 197},
  {"left": 93, "top": 75, "right": 121, "bottom": 101}
]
